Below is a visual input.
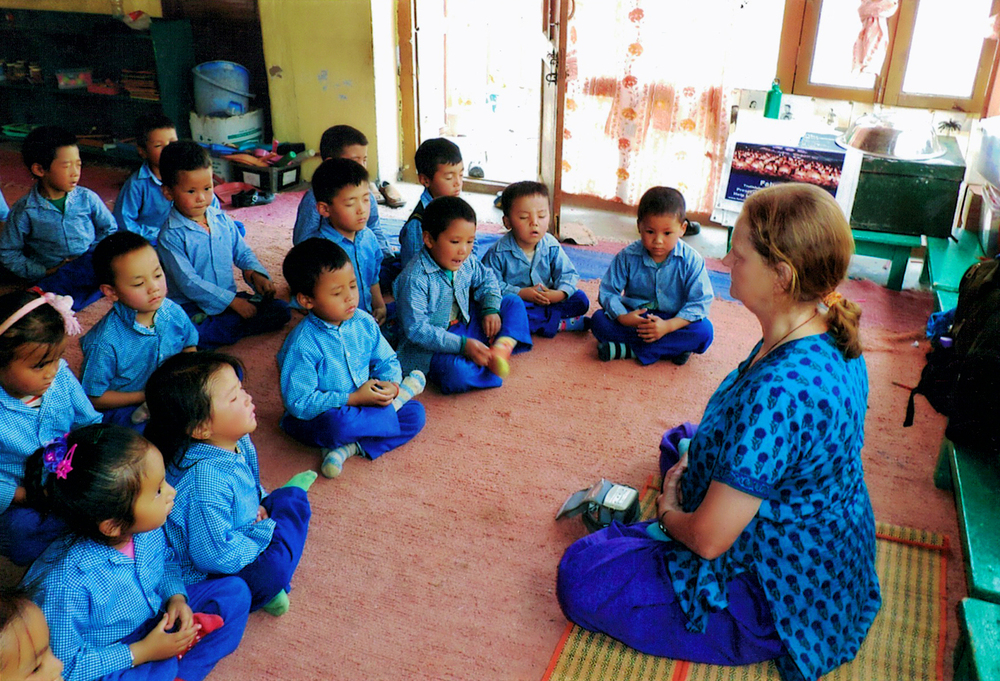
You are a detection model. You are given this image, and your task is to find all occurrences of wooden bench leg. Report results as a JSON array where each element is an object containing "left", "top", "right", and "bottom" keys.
[
  {"left": 886, "top": 248, "right": 910, "bottom": 291},
  {"left": 934, "top": 438, "right": 953, "bottom": 490}
]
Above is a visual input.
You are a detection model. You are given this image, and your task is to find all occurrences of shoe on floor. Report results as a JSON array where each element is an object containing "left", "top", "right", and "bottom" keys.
[
  {"left": 380, "top": 181, "right": 406, "bottom": 208},
  {"left": 670, "top": 352, "right": 692, "bottom": 365},
  {"left": 370, "top": 181, "right": 386, "bottom": 204},
  {"left": 231, "top": 189, "right": 275, "bottom": 208},
  {"left": 684, "top": 220, "right": 701, "bottom": 236}
]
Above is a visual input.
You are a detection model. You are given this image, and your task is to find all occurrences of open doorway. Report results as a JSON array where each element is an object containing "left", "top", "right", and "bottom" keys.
[{"left": 412, "top": 0, "right": 545, "bottom": 184}]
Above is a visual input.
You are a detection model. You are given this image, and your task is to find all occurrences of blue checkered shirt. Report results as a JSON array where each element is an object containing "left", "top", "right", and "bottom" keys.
[
  {"left": 0, "top": 184, "right": 9, "bottom": 222},
  {"left": 293, "top": 186, "right": 393, "bottom": 256},
  {"left": 22, "top": 529, "right": 187, "bottom": 681},
  {"left": 481, "top": 232, "right": 580, "bottom": 298},
  {"left": 599, "top": 239, "right": 713, "bottom": 322},
  {"left": 395, "top": 248, "right": 502, "bottom": 375},
  {"left": 398, "top": 187, "right": 434, "bottom": 269},
  {"left": 277, "top": 310, "right": 402, "bottom": 420},
  {"left": 80, "top": 300, "right": 199, "bottom": 397},
  {"left": 112, "top": 163, "right": 222, "bottom": 242},
  {"left": 0, "top": 184, "right": 117, "bottom": 280},
  {"left": 0, "top": 360, "right": 102, "bottom": 513},
  {"left": 157, "top": 206, "right": 271, "bottom": 316},
  {"left": 164, "top": 434, "right": 274, "bottom": 584}
]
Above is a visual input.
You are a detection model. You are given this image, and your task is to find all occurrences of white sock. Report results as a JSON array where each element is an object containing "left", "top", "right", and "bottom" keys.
[
  {"left": 392, "top": 370, "right": 426, "bottom": 411},
  {"left": 321, "top": 443, "right": 361, "bottom": 478}
]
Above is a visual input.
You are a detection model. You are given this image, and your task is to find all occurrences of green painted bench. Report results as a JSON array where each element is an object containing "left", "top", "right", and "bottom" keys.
[
  {"left": 852, "top": 229, "right": 921, "bottom": 291},
  {"left": 955, "top": 598, "right": 1000, "bottom": 680},
  {"left": 923, "top": 231, "right": 986, "bottom": 311}
]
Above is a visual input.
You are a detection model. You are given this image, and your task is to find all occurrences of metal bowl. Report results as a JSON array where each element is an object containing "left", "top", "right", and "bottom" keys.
[{"left": 836, "top": 112, "right": 946, "bottom": 160}]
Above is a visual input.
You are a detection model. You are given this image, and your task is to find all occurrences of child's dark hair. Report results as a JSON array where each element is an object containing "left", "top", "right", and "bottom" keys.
[
  {"left": 144, "top": 351, "right": 244, "bottom": 468},
  {"left": 500, "top": 181, "right": 549, "bottom": 217},
  {"left": 320, "top": 125, "right": 368, "bottom": 160},
  {"left": 311, "top": 157, "right": 369, "bottom": 204},
  {"left": 422, "top": 196, "right": 476, "bottom": 240},
  {"left": 0, "top": 585, "right": 31, "bottom": 635},
  {"left": 22, "top": 425, "right": 150, "bottom": 545},
  {"left": 22, "top": 126, "right": 77, "bottom": 175},
  {"left": 158, "top": 140, "right": 211, "bottom": 188},
  {"left": 637, "top": 186, "right": 686, "bottom": 224},
  {"left": 414, "top": 138, "right": 462, "bottom": 178},
  {"left": 0, "top": 290, "right": 65, "bottom": 371},
  {"left": 283, "top": 238, "right": 351, "bottom": 298},
  {"left": 92, "top": 231, "right": 154, "bottom": 287},
  {"left": 134, "top": 113, "right": 176, "bottom": 149}
]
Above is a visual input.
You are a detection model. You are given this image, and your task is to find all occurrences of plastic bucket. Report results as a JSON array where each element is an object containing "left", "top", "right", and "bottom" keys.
[{"left": 192, "top": 61, "right": 254, "bottom": 116}]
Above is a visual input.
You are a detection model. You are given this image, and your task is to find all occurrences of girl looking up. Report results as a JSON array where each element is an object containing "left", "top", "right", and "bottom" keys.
[{"left": 20, "top": 424, "right": 251, "bottom": 681}]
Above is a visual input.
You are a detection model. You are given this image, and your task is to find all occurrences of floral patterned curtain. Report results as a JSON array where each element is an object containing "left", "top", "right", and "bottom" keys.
[{"left": 561, "top": 0, "right": 738, "bottom": 213}]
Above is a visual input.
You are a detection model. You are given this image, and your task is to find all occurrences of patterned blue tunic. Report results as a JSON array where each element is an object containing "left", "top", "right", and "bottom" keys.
[{"left": 670, "top": 333, "right": 880, "bottom": 681}]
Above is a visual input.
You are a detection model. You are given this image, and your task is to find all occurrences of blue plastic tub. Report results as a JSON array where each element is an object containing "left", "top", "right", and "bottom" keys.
[{"left": 192, "top": 61, "right": 254, "bottom": 116}]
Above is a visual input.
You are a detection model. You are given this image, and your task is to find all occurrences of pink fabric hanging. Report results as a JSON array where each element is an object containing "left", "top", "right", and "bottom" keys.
[{"left": 852, "top": 0, "right": 899, "bottom": 74}]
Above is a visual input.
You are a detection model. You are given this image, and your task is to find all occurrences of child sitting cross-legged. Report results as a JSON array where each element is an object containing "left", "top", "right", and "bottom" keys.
[
  {"left": 482, "top": 181, "right": 590, "bottom": 337},
  {"left": 20, "top": 424, "right": 251, "bottom": 681},
  {"left": 144, "top": 352, "right": 315, "bottom": 617},
  {"left": 80, "top": 231, "right": 198, "bottom": 430},
  {"left": 395, "top": 196, "right": 532, "bottom": 394},
  {"left": 155, "top": 141, "right": 290, "bottom": 349},
  {"left": 279, "top": 238, "right": 426, "bottom": 478},
  {"left": 591, "top": 186, "right": 714, "bottom": 365}
]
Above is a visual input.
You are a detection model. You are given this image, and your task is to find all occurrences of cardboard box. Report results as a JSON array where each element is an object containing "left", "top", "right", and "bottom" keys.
[
  {"left": 231, "top": 160, "right": 303, "bottom": 193},
  {"left": 209, "top": 155, "right": 233, "bottom": 183},
  {"left": 189, "top": 109, "right": 264, "bottom": 147}
]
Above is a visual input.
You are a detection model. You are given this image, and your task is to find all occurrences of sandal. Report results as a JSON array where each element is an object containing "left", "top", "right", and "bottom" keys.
[
  {"left": 231, "top": 189, "right": 275, "bottom": 208},
  {"left": 379, "top": 181, "right": 406, "bottom": 209}
]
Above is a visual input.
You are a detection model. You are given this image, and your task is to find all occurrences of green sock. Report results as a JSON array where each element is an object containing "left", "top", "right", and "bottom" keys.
[
  {"left": 282, "top": 470, "right": 318, "bottom": 491},
  {"left": 261, "top": 589, "right": 290, "bottom": 616}
]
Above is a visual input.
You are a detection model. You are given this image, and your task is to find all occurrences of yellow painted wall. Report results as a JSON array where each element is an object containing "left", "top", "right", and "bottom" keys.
[
  {"left": 259, "top": 0, "right": 378, "bottom": 181},
  {"left": 0, "top": 0, "right": 162, "bottom": 16}
]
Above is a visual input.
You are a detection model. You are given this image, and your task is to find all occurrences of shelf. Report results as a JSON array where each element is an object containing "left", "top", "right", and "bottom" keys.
[{"left": 0, "top": 81, "right": 159, "bottom": 103}]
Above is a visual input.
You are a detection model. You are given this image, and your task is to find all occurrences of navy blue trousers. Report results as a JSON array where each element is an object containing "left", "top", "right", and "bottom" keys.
[
  {"left": 555, "top": 422, "right": 785, "bottom": 666},
  {"left": 184, "top": 293, "right": 291, "bottom": 350},
  {"left": 525, "top": 289, "right": 590, "bottom": 337},
  {"left": 427, "top": 293, "right": 533, "bottom": 394},
  {"left": 101, "top": 405, "right": 147, "bottom": 434},
  {"left": 103, "top": 577, "right": 250, "bottom": 681},
  {"left": 281, "top": 400, "right": 425, "bottom": 459},
  {"left": 590, "top": 310, "right": 713, "bottom": 364},
  {"left": 0, "top": 505, "right": 67, "bottom": 566},
  {"left": 219, "top": 486, "right": 311, "bottom": 611},
  {"left": 36, "top": 250, "right": 104, "bottom": 311}
]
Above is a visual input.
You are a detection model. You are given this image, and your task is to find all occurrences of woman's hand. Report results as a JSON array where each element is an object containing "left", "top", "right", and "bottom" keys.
[{"left": 656, "top": 453, "right": 688, "bottom": 520}]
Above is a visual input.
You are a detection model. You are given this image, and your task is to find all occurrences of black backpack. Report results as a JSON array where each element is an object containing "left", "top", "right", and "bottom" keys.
[{"left": 904, "top": 257, "right": 1000, "bottom": 452}]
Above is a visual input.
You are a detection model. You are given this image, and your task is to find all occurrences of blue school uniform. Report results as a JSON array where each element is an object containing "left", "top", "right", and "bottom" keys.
[
  {"left": 112, "top": 163, "right": 226, "bottom": 243},
  {"left": 79, "top": 300, "right": 198, "bottom": 426},
  {"left": 165, "top": 434, "right": 310, "bottom": 611},
  {"left": 156, "top": 206, "right": 289, "bottom": 348},
  {"left": 482, "top": 232, "right": 590, "bottom": 336},
  {"left": 398, "top": 187, "right": 433, "bottom": 269},
  {"left": 395, "top": 249, "right": 531, "bottom": 393},
  {"left": 278, "top": 311, "right": 425, "bottom": 456},
  {"left": 0, "top": 183, "right": 8, "bottom": 222},
  {"left": 23, "top": 529, "right": 250, "bottom": 681},
  {"left": 293, "top": 186, "right": 392, "bottom": 255},
  {"left": 592, "top": 239, "right": 714, "bottom": 363}
]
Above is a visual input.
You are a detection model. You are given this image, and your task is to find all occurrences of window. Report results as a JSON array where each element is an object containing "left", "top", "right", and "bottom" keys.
[{"left": 777, "top": 0, "right": 999, "bottom": 113}]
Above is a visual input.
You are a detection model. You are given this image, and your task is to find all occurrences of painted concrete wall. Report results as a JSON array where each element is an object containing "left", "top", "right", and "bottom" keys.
[
  {"left": 259, "top": 0, "right": 379, "bottom": 182},
  {"left": 0, "top": 0, "right": 162, "bottom": 16}
]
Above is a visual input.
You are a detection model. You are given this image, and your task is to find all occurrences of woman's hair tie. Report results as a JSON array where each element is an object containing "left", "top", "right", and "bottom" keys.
[
  {"left": 0, "top": 287, "right": 82, "bottom": 337},
  {"left": 41, "top": 434, "right": 77, "bottom": 481},
  {"left": 818, "top": 290, "right": 844, "bottom": 314}
]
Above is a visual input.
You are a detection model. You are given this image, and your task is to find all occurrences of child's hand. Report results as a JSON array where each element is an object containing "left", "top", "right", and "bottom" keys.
[
  {"left": 519, "top": 286, "right": 550, "bottom": 305},
  {"left": 164, "top": 594, "right": 194, "bottom": 633},
  {"left": 372, "top": 303, "right": 388, "bottom": 326},
  {"left": 463, "top": 338, "right": 492, "bottom": 366},
  {"left": 618, "top": 308, "right": 648, "bottom": 327},
  {"left": 542, "top": 288, "right": 567, "bottom": 304},
  {"left": 637, "top": 315, "right": 670, "bottom": 343},
  {"left": 229, "top": 297, "right": 258, "bottom": 319},
  {"left": 482, "top": 313, "right": 502, "bottom": 341},
  {"left": 349, "top": 379, "right": 395, "bottom": 407},
  {"left": 246, "top": 271, "right": 276, "bottom": 299},
  {"left": 256, "top": 505, "right": 269, "bottom": 522},
  {"left": 131, "top": 612, "right": 200, "bottom": 664}
]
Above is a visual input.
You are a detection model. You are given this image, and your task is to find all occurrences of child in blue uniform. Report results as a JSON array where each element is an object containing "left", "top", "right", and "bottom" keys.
[
  {"left": 398, "top": 138, "right": 464, "bottom": 268},
  {"left": 112, "top": 114, "right": 179, "bottom": 243},
  {"left": 155, "top": 141, "right": 290, "bottom": 349},
  {"left": 278, "top": 239, "right": 426, "bottom": 478},
  {"left": 395, "top": 196, "right": 532, "bottom": 394},
  {"left": 0, "top": 587, "right": 65, "bottom": 681},
  {"left": 591, "top": 186, "right": 714, "bottom": 365},
  {"left": 80, "top": 232, "right": 198, "bottom": 429},
  {"left": 300, "top": 158, "right": 388, "bottom": 325},
  {"left": 145, "top": 352, "right": 315, "bottom": 616},
  {"left": 0, "top": 289, "right": 101, "bottom": 566},
  {"left": 0, "top": 126, "right": 117, "bottom": 311},
  {"left": 20, "top": 424, "right": 251, "bottom": 681},
  {"left": 482, "top": 181, "right": 589, "bottom": 337}
]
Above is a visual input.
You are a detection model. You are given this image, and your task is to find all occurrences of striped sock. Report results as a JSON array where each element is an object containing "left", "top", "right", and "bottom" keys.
[
  {"left": 597, "top": 342, "right": 636, "bottom": 361},
  {"left": 321, "top": 443, "right": 361, "bottom": 478},
  {"left": 558, "top": 315, "right": 587, "bottom": 332},
  {"left": 392, "top": 370, "right": 426, "bottom": 411}
]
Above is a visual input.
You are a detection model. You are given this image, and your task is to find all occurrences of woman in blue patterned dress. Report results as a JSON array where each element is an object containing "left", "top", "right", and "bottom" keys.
[{"left": 557, "top": 183, "right": 880, "bottom": 681}]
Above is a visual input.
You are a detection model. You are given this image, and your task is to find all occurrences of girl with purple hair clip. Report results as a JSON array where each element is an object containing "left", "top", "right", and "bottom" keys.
[{"left": 0, "top": 288, "right": 101, "bottom": 566}]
